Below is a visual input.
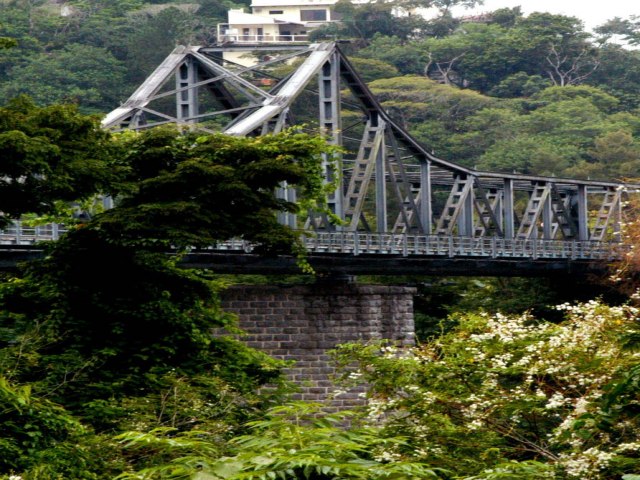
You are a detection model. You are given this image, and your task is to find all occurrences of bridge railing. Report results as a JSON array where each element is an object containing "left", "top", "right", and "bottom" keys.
[
  {"left": 299, "top": 232, "right": 619, "bottom": 260},
  {"left": 0, "top": 223, "right": 67, "bottom": 245},
  {"left": 210, "top": 231, "right": 621, "bottom": 261},
  {"left": 0, "top": 223, "right": 622, "bottom": 261}
]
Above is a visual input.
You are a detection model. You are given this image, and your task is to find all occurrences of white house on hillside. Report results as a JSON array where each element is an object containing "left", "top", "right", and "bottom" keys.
[{"left": 217, "top": 0, "right": 341, "bottom": 45}]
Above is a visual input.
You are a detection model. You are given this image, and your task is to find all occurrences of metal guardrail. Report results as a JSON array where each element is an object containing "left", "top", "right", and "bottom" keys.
[
  {"left": 214, "top": 232, "right": 621, "bottom": 261},
  {"left": 0, "top": 223, "right": 67, "bottom": 245},
  {"left": 0, "top": 223, "right": 622, "bottom": 261}
]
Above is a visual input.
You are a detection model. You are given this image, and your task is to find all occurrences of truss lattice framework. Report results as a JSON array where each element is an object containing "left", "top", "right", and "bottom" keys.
[{"left": 103, "top": 42, "right": 634, "bottom": 241}]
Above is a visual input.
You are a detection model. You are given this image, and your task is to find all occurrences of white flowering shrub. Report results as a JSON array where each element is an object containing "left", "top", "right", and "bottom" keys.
[{"left": 332, "top": 300, "right": 640, "bottom": 479}]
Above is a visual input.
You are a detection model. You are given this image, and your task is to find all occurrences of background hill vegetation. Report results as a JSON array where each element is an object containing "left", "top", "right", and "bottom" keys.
[{"left": 2, "top": 0, "right": 640, "bottom": 180}]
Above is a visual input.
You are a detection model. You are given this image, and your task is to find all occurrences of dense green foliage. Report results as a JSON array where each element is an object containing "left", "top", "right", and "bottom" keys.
[
  {"left": 116, "top": 402, "right": 445, "bottom": 479},
  {"left": 0, "top": 37, "right": 17, "bottom": 49},
  {"left": 1, "top": 44, "right": 127, "bottom": 112},
  {"left": 0, "top": 96, "right": 115, "bottom": 228},
  {"left": 331, "top": 301, "right": 640, "bottom": 479},
  {"left": 0, "top": 0, "right": 233, "bottom": 109},
  {"left": 0, "top": 226, "right": 287, "bottom": 476},
  {"left": 330, "top": 7, "right": 640, "bottom": 181},
  {"left": 1, "top": 116, "right": 640, "bottom": 478},
  {"left": 80, "top": 298, "right": 640, "bottom": 480},
  {"left": 0, "top": 126, "right": 336, "bottom": 478},
  {"left": 103, "top": 128, "right": 336, "bottom": 252}
]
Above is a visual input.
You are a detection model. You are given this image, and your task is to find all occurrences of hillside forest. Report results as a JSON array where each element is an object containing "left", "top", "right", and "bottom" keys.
[{"left": 3, "top": 0, "right": 640, "bottom": 479}]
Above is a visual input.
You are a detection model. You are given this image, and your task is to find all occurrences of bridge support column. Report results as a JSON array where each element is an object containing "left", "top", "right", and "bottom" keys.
[
  {"left": 220, "top": 284, "right": 416, "bottom": 408},
  {"left": 543, "top": 193, "right": 553, "bottom": 239},
  {"left": 577, "top": 185, "right": 589, "bottom": 241},
  {"left": 375, "top": 127, "right": 388, "bottom": 233},
  {"left": 504, "top": 178, "right": 515, "bottom": 239},
  {"left": 420, "top": 161, "right": 432, "bottom": 234},
  {"left": 457, "top": 187, "right": 474, "bottom": 236},
  {"left": 319, "top": 52, "right": 343, "bottom": 224},
  {"left": 176, "top": 57, "right": 199, "bottom": 123},
  {"left": 276, "top": 182, "right": 297, "bottom": 228}
]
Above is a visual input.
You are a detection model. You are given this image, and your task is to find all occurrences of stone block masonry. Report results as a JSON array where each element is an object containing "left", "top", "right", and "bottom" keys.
[{"left": 220, "top": 284, "right": 416, "bottom": 407}]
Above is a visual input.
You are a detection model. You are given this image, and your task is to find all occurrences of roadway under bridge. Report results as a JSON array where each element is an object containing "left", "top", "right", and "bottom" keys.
[{"left": 2, "top": 42, "right": 638, "bottom": 276}]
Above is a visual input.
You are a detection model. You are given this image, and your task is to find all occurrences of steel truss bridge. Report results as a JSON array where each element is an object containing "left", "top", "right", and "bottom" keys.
[{"left": 1, "top": 42, "right": 637, "bottom": 275}]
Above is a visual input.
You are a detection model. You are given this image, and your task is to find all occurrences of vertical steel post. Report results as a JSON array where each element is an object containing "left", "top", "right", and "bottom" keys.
[
  {"left": 318, "top": 52, "right": 343, "bottom": 224},
  {"left": 504, "top": 178, "right": 515, "bottom": 239},
  {"left": 457, "top": 186, "right": 474, "bottom": 236},
  {"left": 495, "top": 190, "right": 504, "bottom": 232},
  {"left": 287, "top": 188, "right": 297, "bottom": 229},
  {"left": 615, "top": 189, "right": 623, "bottom": 242},
  {"left": 129, "top": 111, "right": 146, "bottom": 129},
  {"left": 277, "top": 182, "right": 298, "bottom": 228},
  {"left": 420, "top": 161, "right": 432, "bottom": 234},
  {"left": 375, "top": 125, "right": 388, "bottom": 232},
  {"left": 176, "top": 57, "right": 199, "bottom": 124},
  {"left": 543, "top": 194, "right": 553, "bottom": 239},
  {"left": 577, "top": 185, "right": 589, "bottom": 241}
]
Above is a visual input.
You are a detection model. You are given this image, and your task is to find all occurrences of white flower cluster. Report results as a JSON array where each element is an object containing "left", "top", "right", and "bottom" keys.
[
  {"left": 470, "top": 312, "right": 548, "bottom": 344},
  {"left": 559, "top": 448, "right": 614, "bottom": 478},
  {"left": 374, "top": 450, "right": 402, "bottom": 462},
  {"left": 545, "top": 392, "right": 570, "bottom": 409},
  {"left": 366, "top": 398, "right": 389, "bottom": 420},
  {"left": 616, "top": 442, "right": 640, "bottom": 452}
]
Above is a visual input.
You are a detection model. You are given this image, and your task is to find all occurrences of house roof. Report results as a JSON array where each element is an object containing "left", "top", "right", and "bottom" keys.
[{"left": 251, "top": 0, "right": 337, "bottom": 6}]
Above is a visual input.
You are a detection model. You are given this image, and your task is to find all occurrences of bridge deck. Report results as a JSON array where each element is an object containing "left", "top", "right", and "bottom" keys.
[{"left": 0, "top": 228, "right": 620, "bottom": 276}]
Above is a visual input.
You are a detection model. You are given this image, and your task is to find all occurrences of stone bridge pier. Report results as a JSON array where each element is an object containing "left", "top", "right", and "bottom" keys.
[{"left": 221, "top": 283, "right": 416, "bottom": 407}]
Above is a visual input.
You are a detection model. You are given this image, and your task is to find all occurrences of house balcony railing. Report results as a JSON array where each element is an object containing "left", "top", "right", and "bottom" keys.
[{"left": 219, "top": 33, "right": 310, "bottom": 43}]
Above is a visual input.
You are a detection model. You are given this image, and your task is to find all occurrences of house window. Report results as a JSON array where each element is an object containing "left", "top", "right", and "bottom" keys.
[
  {"left": 300, "top": 9, "right": 326, "bottom": 21},
  {"left": 269, "top": 10, "right": 284, "bottom": 14}
]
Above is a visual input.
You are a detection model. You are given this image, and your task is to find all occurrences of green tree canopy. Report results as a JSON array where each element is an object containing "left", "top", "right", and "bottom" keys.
[
  {"left": 358, "top": 12, "right": 597, "bottom": 95},
  {"left": 595, "top": 15, "right": 640, "bottom": 45},
  {"left": 475, "top": 86, "right": 636, "bottom": 178},
  {"left": 0, "top": 126, "right": 334, "bottom": 477},
  {"left": 0, "top": 0, "right": 230, "bottom": 111},
  {"left": 311, "top": 0, "right": 430, "bottom": 44},
  {"left": 0, "top": 43, "right": 128, "bottom": 112},
  {"left": 103, "top": 127, "right": 334, "bottom": 251},
  {"left": 367, "top": 75, "right": 500, "bottom": 164},
  {"left": 1, "top": 126, "right": 333, "bottom": 412},
  {"left": 0, "top": 97, "right": 115, "bottom": 228},
  {"left": 0, "top": 37, "right": 17, "bottom": 49}
]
